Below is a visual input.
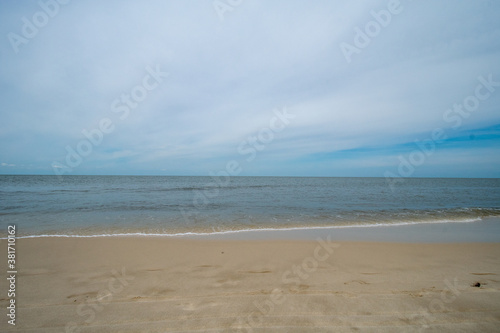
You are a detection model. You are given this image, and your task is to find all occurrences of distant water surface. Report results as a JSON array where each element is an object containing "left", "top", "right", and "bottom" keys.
[{"left": 0, "top": 175, "right": 499, "bottom": 237}]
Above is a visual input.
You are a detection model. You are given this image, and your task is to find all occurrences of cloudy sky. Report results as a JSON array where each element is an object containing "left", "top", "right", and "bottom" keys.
[{"left": 1, "top": 0, "right": 499, "bottom": 177}]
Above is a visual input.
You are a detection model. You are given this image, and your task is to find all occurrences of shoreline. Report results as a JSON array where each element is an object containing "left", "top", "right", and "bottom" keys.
[{"left": 5, "top": 216, "right": 500, "bottom": 243}]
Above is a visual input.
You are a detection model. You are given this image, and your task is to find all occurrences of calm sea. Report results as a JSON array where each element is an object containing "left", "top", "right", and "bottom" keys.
[{"left": 1, "top": 175, "right": 499, "bottom": 238}]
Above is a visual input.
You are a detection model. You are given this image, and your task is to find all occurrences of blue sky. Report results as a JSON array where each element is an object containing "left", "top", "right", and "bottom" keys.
[{"left": 0, "top": 0, "right": 499, "bottom": 177}]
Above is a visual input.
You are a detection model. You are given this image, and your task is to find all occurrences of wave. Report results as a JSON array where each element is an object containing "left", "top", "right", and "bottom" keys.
[{"left": 3, "top": 216, "right": 487, "bottom": 239}]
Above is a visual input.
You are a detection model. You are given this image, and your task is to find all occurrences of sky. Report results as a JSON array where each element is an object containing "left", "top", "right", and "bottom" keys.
[{"left": 0, "top": 0, "right": 499, "bottom": 177}]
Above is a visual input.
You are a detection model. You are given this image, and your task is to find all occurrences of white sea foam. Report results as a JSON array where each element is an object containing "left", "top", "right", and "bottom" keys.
[{"left": 3, "top": 217, "right": 483, "bottom": 239}]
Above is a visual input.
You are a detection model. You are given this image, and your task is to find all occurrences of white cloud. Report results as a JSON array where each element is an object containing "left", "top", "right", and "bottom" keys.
[{"left": 0, "top": 0, "right": 499, "bottom": 176}]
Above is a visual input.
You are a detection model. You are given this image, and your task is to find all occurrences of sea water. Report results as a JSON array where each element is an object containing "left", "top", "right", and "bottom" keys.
[{"left": 1, "top": 175, "right": 499, "bottom": 238}]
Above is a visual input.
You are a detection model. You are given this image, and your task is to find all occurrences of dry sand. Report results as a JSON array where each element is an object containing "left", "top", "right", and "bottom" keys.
[{"left": 1, "top": 237, "right": 500, "bottom": 332}]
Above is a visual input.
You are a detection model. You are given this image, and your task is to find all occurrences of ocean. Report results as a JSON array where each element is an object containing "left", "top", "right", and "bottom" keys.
[{"left": 1, "top": 175, "right": 499, "bottom": 238}]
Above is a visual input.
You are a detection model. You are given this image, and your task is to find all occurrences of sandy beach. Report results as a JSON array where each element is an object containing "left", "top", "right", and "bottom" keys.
[{"left": 1, "top": 236, "right": 500, "bottom": 332}]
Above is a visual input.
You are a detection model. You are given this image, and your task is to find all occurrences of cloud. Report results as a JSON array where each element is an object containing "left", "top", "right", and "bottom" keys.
[{"left": 0, "top": 0, "right": 499, "bottom": 176}]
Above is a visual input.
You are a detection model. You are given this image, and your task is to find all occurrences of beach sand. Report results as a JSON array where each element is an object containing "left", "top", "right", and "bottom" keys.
[{"left": 1, "top": 237, "right": 500, "bottom": 332}]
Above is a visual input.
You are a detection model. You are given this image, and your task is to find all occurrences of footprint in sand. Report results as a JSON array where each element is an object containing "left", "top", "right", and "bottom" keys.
[
  {"left": 214, "top": 278, "right": 239, "bottom": 287},
  {"left": 344, "top": 280, "right": 370, "bottom": 285},
  {"left": 179, "top": 302, "right": 197, "bottom": 311}
]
